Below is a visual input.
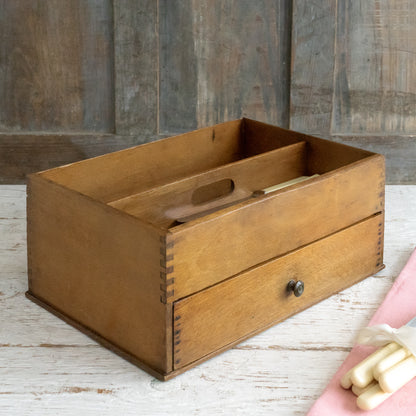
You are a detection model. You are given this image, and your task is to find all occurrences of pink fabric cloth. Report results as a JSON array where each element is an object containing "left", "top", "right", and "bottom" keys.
[{"left": 307, "top": 248, "right": 416, "bottom": 415}]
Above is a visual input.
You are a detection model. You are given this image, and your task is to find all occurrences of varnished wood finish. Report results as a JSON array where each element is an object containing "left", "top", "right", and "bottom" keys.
[
  {"left": 26, "top": 119, "right": 385, "bottom": 379},
  {"left": 27, "top": 174, "right": 171, "bottom": 373},
  {"left": 41, "top": 120, "right": 243, "bottom": 203},
  {"left": 170, "top": 152, "right": 384, "bottom": 300},
  {"left": 173, "top": 214, "right": 384, "bottom": 369},
  {"left": 109, "top": 141, "right": 307, "bottom": 228},
  {"left": 25, "top": 292, "right": 171, "bottom": 381},
  {"left": 243, "top": 119, "right": 374, "bottom": 172}
]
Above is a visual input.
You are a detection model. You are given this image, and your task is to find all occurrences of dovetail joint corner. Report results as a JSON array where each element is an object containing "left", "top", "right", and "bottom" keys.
[
  {"left": 160, "top": 237, "right": 175, "bottom": 304},
  {"left": 173, "top": 315, "right": 182, "bottom": 365}
]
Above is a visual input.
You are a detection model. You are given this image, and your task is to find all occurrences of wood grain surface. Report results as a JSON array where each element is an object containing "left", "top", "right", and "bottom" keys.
[
  {"left": 109, "top": 141, "right": 306, "bottom": 228},
  {"left": 27, "top": 175, "right": 170, "bottom": 373},
  {"left": 0, "top": 133, "right": 149, "bottom": 184},
  {"left": 290, "top": 0, "right": 336, "bottom": 134},
  {"left": 113, "top": 0, "right": 158, "bottom": 136},
  {"left": 0, "top": 0, "right": 114, "bottom": 132},
  {"left": 1, "top": 1, "right": 415, "bottom": 183},
  {"left": 174, "top": 213, "right": 383, "bottom": 369},
  {"left": 171, "top": 154, "right": 384, "bottom": 300},
  {"left": 333, "top": 0, "right": 416, "bottom": 135},
  {"left": 0, "top": 184, "right": 414, "bottom": 415},
  {"left": 0, "top": 0, "right": 121, "bottom": 183},
  {"left": 159, "top": 0, "right": 292, "bottom": 133},
  {"left": 290, "top": 0, "right": 416, "bottom": 183},
  {"left": 40, "top": 120, "right": 243, "bottom": 203}
]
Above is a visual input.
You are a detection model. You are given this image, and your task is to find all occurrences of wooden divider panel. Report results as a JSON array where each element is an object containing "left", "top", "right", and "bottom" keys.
[
  {"left": 109, "top": 142, "right": 307, "bottom": 228},
  {"left": 243, "top": 118, "right": 374, "bottom": 172}
]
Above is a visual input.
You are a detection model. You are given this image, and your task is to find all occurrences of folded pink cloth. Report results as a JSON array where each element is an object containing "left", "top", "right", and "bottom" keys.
[{"left": 307, "top": 248, "right": 416, "bottom": 415}]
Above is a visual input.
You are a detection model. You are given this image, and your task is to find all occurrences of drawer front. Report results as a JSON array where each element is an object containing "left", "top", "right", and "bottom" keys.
[{"left": 173, "top": 213, "right": 383, "bottom": 369}]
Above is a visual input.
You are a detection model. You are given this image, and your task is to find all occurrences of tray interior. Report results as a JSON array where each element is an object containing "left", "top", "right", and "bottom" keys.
[
  {"left": 108, "top": 141, "right": 309, "bottom": 228},
  {"left": 39, "top": 118, "right": 375, "bottom": 229}
]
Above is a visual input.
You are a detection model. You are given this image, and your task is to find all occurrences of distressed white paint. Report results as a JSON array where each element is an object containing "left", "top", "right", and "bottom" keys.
[{"left": 0, "top": 185, "right": 415, "bottom": 415}]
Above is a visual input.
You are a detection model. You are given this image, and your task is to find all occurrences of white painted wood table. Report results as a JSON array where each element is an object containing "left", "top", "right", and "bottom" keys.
[{"left": 1, "top": 185, "right": 415, "bottom": 416}]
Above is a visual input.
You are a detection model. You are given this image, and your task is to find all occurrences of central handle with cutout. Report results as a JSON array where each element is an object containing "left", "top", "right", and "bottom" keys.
[{"left": 191, "top": 178, "right": 235, "bottom": 205}]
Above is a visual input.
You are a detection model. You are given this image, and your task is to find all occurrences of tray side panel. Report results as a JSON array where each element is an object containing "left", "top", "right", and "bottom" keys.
[
  {"left": 243, "top": 118, "right": 375, "bottom": 169},
  {"left": 27, "top": 175, "right": 171, "bottom": 373},
  {"left": 173, "top": 213, "right": 384, "bottom": 369},
  {"left": 172, "top": 154, "right": 385, "bottom": 299},
  {"left": 40, "top": 119, "right": 243, "bottom": 203}
]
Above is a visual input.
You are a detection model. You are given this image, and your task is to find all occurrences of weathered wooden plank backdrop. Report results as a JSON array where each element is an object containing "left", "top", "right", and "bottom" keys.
[
  {"left": 0, "top": 0, "right": 114, "bottom": 133},
  {"left": 0, "top": 0, "right": 415, "bottom": 183},
  {"left": 290, "top": 0, "right": 416, "bottom": 183},
  {"left": 159, "top": 0, "right": 291, "bottom": 133}
]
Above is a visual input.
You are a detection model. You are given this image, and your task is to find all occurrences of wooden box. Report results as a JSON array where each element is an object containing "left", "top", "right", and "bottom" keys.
[{"left": 26, "top": 119, "right": 385, "bottom": 380}]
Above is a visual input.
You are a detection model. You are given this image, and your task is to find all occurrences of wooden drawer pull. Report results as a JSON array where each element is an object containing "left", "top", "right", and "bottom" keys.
[{"left": 287, "top": 280, "right": 304, "bottom": 297}]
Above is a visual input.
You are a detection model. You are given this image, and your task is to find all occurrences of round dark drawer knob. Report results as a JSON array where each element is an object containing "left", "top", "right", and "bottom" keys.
[{"left": 287, "top": 280, "right": 304, "bottom": 297}]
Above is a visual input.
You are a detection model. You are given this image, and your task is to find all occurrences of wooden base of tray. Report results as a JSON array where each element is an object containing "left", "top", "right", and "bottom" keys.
[{"left": 25, "top": 265, "right": 385, "bottom": 382}]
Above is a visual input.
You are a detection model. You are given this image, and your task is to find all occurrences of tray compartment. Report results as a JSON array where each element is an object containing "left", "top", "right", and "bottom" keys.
[
  {"left": 40, "top": 119, "right": 305, "bottom": 203},
  {"left": 109, "top": 141, "right": 308, "bottom": 228},
  {"left": 243, "top": 119, "right": 373, "bottom": 173}
]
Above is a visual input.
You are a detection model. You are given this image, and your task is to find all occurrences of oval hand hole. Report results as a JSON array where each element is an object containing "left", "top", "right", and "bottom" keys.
[{"left": 191, "top": 179, "right": 235, "bottom": 205}]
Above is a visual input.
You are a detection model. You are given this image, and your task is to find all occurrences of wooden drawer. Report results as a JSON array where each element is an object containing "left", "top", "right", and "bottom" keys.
[
  {"left": 26, "top": 118, "right": 385, "bottom": 380},
  {"left": 172, "top": 213, "right": 383, "bottom": 370}
]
